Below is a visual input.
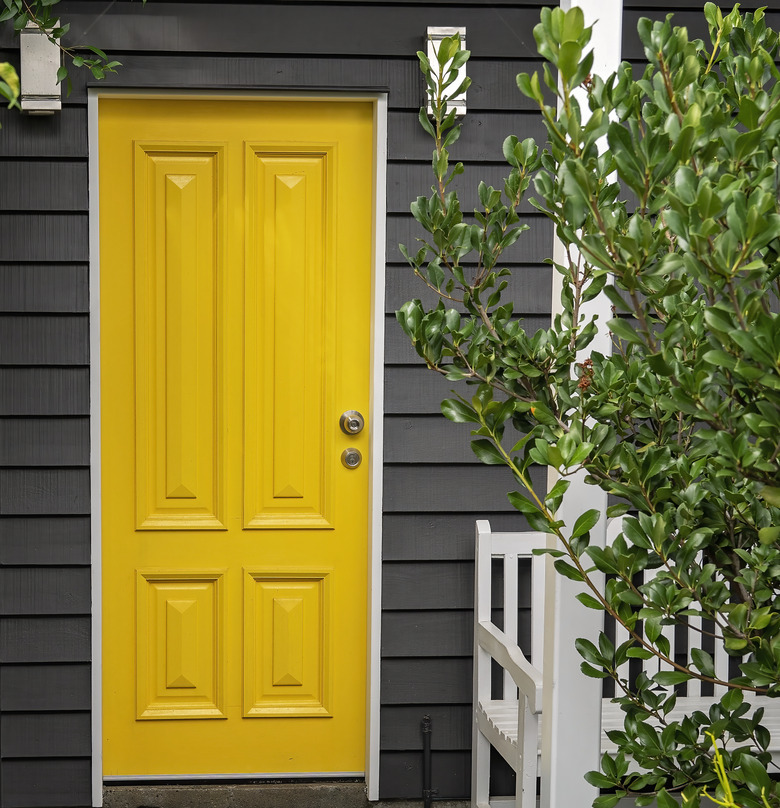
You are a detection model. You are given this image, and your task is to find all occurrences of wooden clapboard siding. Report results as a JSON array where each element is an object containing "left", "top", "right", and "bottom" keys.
[
  {"left": 389, "top": 213, "right": 552, "bottom": 263},
  {"left": 0, "top": 0, "right": 561, "bottom": 802},
  {"left": 0, "top": 107, "right": 87, "bottom": 156},
  {"left": 0, "top": 419, "right": 89, "bottom": 467},
  {"left": 0, "top": 664, "right": 91, "bottom": 711},
  {"left": 380, "top": 750, "right": 471, "bottom": 799},
  {"left": 0, "top": 517, "right": 90, "bottom": 567},
  {"left": 385, "top": 263, "right": 553, "bottom": 313},
  {"left": 385, "top": 314, "right": 549, "bottom": 364},
  {"left": 1, "top": 713, "right": 91, "bottom": 757},
  {"left": 0, "top": 568, "right": 91, "bottom": 615},
  {"left": 0, "top": 215, "right": 89, "bottom": 262},
  {"left": 0, "top": 163, "right": 88, "bottom": 211},
  {"left": 0, "top": 760, "right": 92, "bottom": 808},
  {"left": 383, "top": 513, "right": 526, "bottom": 561},
  {"left": 0, "top": 617, "right": 91, "bottom": 664},
  {"left": 0, "top": 369, "right": 89, "bottom": 415},
  {"left": 0, "top": 30, "right": 92, "bottom": 798},
  {"left": 17, "top": 4, "right": 548, "bottom": 58},
  {"left": 0, "top": 316, "right": 89, "bottom": 365},
  {"left": 0, "top": 266, "right": 89, "bottom": 313}
]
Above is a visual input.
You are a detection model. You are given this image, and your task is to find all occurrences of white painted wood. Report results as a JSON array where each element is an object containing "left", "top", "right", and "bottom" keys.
[
  {"left": 474, "top": 519, "right": 780, "bottom": 808},
  {"left": 473, "top": 522, "right": 545, "bottom": 808},
  {"left": 366, "top": 91, "right": 388, "bottom": 803},
  {"left": 87, "top": 88, "right": 103, "bottom": 808},
  {"left": 503, "top": 552, "right": 519, "bottom": 697},
  {"left": 426, "top": 26, "right": 467, "bottom": 117},
  {"left": 542, "top": 3, "right": 623, "bottom": 807},
  {"left": 20, "top": 21, "right": 61, "bottom": 113}
]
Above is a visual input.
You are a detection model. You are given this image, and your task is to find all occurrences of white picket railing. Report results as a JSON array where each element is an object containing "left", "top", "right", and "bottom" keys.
[{"left": 472, "top": 519, "right": 780, "bottom": 808}]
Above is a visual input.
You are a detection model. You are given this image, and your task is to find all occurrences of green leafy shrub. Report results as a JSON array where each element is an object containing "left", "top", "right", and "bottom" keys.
[{"left": 398, "top": 5, "right": 780, "bottom": 806}]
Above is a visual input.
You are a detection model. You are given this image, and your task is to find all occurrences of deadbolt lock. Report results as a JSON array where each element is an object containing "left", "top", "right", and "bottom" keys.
[
  {"left": 340, "top": 410, "right": 365, "bottom": 435},
  {"left": 341, "top": 448, "right": 362, "bottom": 469}
]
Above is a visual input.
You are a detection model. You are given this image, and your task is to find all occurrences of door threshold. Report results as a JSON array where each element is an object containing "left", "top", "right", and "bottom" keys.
[{"left": 103, "top": 782, "right": 470, "bottom": 808}]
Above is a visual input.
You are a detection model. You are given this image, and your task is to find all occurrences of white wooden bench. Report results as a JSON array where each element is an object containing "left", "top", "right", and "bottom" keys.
[{"left": 472, "top": 519, "right": 780, "bottom": 808}]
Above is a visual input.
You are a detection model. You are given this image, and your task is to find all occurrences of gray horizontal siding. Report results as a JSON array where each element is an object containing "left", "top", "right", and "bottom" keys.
[
  {"left": 0, "top": 369, "right": 89, "bottom": 415},
  {"left": 383, "top": 562, "right": 532, "bottom": 611},
  {"left": 382, "top": 611, "right": 474, "bottom": 656},
  {"left": 0, "top": 759, "right": 92, "bottom": 808},
  {"left": 0, "top": 419, "right": 89, "bottom": 466},
  {"left": 1, "top": 712, "right": 91, "bottom": 757},
  {"left": 0, "top": 316, "right": 89, "bottom": 365},
  {"left": 0, "top": 265, "right": 89, "bottom": 313},
  {"left": 389, "top": 111, "right": 547, "bottom": 161},
  {"left": 385, "top": 416, "right": 523, "bottom": 464},
  {"left": 0, "top": 517, "right": 90, "bottom": 566},
  {"left": 0, "top": 617, "right": 91, "bottom": 664},
  {"left": 385, "top": 264, "right": 552, "bottom": 314},
  {"left": 44, "top": 4, "right": 547, "bottom": 58},
  {"left": 0, "top": 469, "right": 90, "bottom": 515},
  {"left": 0, "top": 568, "right": 91, "bottom": 615},
  {"left": 0, "top": 664, "right": 91, "bottom": 711},
  {"left": 0, "top": 215, "right": 89, "bottom": 262},
  {"left": 384, "top": 562, "right": 476, "bottom": 610},
  {"left": 0, "top": 0, "right": 558, "bottom": 801},
  {"left": 380, "top": 751, "right": 471, "bottom": 799},
  {"left": 382, "top": 658, "right": 471, "bottom": 704},
  {"left": 382, "top": 513, "right": 526, "bottom": 561},
  {"left": 65, "top": 55, "right": 544, "bottom": 111},
  {"left": 0, "top": 162, "right": 88, "bottom": 211},
  {"left": 380, "top": 705, "right": 471, "bottom": 750},
  {"left": 0, "top": 107, "right": 87, "bottom": 157},
  {"left": 385, "top": 313, "right": 549, "bottom": 364},
  {"left": 389, "top": 213, "right": 552, "bottom": 264},
  {"left": 383, "top": 464, "right": 546, "bottom": 513},
  {"left": 388, "top": 160, "right": 542, "bottom": 214}
]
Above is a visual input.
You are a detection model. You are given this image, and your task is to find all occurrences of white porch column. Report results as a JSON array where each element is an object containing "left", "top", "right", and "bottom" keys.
[{"left": 540, "top": 2, "right": 623, "bottom": 807}]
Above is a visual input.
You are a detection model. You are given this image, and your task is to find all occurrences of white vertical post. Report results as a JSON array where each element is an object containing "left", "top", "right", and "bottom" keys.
[
  {"left": 540, "top": 3, "right": 623, "bottom": 808},
  {"left": 472, "top": 521, "right": 494, "bottom": 808}
]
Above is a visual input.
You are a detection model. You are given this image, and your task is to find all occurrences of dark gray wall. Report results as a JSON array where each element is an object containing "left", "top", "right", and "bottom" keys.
[
  {"left": 1, "top": 0, "right": 740, "bottom": 805},
  {"left": 0, "top": 2, "right": 553, "bottom": 803}
]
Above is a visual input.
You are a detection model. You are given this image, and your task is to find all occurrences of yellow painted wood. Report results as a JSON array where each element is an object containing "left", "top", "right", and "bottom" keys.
[
  {"left": 244, "top": 152, "right": 334, "bottom": 528},
  {"left": 244, "top": 572, "right": 331, "bottom": 717},
  {"left": 134, "top": 147, "right": 226, "bottom": 529},
  {"left": 100, "top": 98, "right": 373, "bottom": 776},
  {"left": 135, "top": 572, "right": 224, "bottom": 720}
]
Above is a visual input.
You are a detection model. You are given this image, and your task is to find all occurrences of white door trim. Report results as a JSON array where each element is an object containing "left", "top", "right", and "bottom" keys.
[{"left": 87, "top": 88, "right": 387, "bottom": 807}]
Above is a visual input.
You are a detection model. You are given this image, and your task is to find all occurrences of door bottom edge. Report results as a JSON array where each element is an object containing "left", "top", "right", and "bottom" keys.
[{"left": 104, "top": 772, "right": 365, "bottom": 783}]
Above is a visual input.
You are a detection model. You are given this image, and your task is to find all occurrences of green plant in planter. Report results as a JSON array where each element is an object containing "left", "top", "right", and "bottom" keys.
[{"left": 398, "top": 5, "right": 780, "bottom": 807}]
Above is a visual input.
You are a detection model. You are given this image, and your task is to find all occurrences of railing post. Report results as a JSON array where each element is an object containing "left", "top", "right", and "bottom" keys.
[{"left": 540, "top": 2, "right": 623, "bottom": 807}]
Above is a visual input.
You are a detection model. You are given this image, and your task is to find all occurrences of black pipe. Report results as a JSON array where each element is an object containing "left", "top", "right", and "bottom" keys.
[{"left": 422, "top": 714, "right": 438, "bottom": 808}]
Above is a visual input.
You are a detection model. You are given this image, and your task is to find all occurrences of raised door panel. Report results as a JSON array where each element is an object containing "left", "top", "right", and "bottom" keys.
[
  {"left": 136, "top": 571, "right": 225, "bottom": 719},
  {"left": 134, "top": 146, "right": 226, "bottom": 530},
  {"left": 244, "top": 149, "right": 335, "bottom": 529},
  {"left": 243, "top": 570, "right": 331, "bottom": 717}
]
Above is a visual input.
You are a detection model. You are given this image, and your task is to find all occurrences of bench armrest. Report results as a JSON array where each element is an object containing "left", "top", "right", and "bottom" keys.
[{"left": 477, "top": 621, "right": 543, "bottom": 714}]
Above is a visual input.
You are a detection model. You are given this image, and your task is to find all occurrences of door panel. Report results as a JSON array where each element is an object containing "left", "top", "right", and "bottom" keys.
[{"left": 100, "top": 98, "right": 373, "bottom": 776}]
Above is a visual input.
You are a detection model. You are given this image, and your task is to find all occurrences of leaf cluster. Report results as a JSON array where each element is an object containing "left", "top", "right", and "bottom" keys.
[
  {"left": 0, "top": 0, "right": 137, "bottom": 94},
  {"left": 398, "top": 5, "right": 780, "bottom": 807}
]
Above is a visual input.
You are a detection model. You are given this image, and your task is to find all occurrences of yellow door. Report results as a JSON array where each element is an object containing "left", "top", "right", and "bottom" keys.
[{"left": 99, "top": 98, "right": 373, "bottom": 776}]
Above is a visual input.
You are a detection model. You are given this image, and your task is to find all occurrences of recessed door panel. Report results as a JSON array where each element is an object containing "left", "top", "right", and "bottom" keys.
[{"left": 100, "top": 98, "right": 373, "bottom": 777}]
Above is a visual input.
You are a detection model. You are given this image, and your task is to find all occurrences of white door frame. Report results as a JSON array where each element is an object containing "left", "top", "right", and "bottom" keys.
[{"left": 87, "top": 89, "right": 387, "bottom": 807}]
